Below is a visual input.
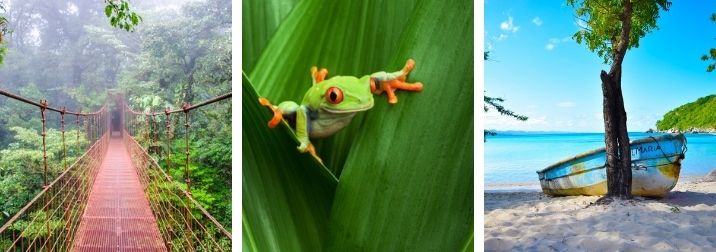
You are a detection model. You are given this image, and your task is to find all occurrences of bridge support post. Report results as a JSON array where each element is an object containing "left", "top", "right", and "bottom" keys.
[{"left": 182, "top": 102, "right": 193, "bottom": 240}]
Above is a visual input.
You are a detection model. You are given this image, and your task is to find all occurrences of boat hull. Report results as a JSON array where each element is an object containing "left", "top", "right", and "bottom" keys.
[{"left": 537, "top": 134, "right": 686, "bottom": 197}]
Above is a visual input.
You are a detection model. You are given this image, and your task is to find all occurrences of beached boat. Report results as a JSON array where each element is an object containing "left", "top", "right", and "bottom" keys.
[{"left": 537, "top": 133, "right": 687, "bottom": 197}]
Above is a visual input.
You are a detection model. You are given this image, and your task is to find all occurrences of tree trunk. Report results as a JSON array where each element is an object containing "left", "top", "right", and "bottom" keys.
[
  {"left": 595, "top": 0, "right": 634, "bottom": 203},
  {"left": 599, "top": 69, "right": 632, "bottom": 201},
  {"left": 184, "top": 72, "right": 195, "bottom": 104}
]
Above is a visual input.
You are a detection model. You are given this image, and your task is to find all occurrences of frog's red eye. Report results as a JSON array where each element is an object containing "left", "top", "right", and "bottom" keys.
[{"left": 325, "top": 87, "right": 343, "bottom": 104}]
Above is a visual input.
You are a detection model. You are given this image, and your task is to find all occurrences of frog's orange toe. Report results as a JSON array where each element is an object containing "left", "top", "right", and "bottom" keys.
[
  {"left": 258, "top": 97, "right": 283, "bottom": 128},
  {"left": 403, "top": 59, "right": 416, "bottom": 74},
  {"left": 306, "top": 143, "right": 323, "bottom": 164},
  {"left": 390, "top": 80, "right": 423, "bottom": 92},
  {"left": 375, "top": 59, "right": 423, "bottom": 105},
  {"left": 267, "top": 113, "right": 282, "bottom": 128},
  {"left": 258, "top": 97, "right": 271, "bottom": 106},
  {"left": 311, "top": 66, "right": 328, "bottom": 83}
]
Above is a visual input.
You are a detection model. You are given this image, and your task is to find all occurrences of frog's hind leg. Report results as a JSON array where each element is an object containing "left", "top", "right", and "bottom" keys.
[
  {"left": 311, "top": 66, "right": 329, "bottom": 84},
  {"left": 295, "top": 106, "right": 323, "bottom": 164},
  {"left": 370, "top": 59, "right": 424, "bottom": 104}
]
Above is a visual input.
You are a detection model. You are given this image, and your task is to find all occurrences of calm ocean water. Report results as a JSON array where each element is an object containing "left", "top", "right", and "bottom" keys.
[{"left": 484, "top": 132, "right": 716, "bottom": 186}]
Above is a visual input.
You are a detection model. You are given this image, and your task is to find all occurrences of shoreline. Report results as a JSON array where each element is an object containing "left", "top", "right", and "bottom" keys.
[
  {"left": 485, "top": 176, "right": 716, "bottom": 251},
  {"left": 485, "top": 175, "right": 703, "bottom": 192}
]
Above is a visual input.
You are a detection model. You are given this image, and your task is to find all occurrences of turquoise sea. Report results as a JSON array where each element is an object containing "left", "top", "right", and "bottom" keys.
[{"left": 484, "top": 132, "right": 716, "bottom": 188}]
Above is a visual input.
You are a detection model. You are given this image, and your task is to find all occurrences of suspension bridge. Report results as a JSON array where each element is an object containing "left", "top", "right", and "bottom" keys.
[{"left": 0, "top": 89, "right": 232, "bottom": 251}]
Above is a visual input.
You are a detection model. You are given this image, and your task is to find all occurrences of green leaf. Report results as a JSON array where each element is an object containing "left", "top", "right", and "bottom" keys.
[
  {"left": 249, "top": 0, "right": 419, "bottom": 175},
  {"left": 327, "top": 0, "right": 474, "bottom": 250},
  {"left": 244, "top": 0, "right": 473, "bottom": 250},
  {"left": 131, "top": 13, "right": 139, "bottom": 25},
  {"left": 242, "top": 72, "right": 338, "bottom": 251},
  {"left": 242, "top": 0, "right": 301, "bottom": 73},
  {"left": 105, "top": 5, "right": 112, "bottom": 17}
]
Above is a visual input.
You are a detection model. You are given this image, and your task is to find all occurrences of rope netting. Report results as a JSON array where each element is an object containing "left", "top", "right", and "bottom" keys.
[
  {"left": 0, "top": 89, "right": 109, "bottom": 251},
  {"left": 123, "top": 93, "right": 232, "bottom": 251}
]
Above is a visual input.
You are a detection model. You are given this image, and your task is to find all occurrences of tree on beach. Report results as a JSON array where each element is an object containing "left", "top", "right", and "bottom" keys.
[{"left": 568, "top": 0, "right": 671, "bottom": 202}]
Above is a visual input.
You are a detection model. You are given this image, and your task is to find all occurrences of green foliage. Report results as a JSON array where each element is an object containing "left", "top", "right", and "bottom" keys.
[
  {"left": 119, "top": 0, "right": 232, "bottom": 230},
  {"left": 0, "top": 126, "right": 88, "bottom": 224},
  {"left": 484, "top": 95, "right": 528, "bottom": 121},
  {"left": 0, "top": 0, "right": 138, "bottom": 109},
  {"left": 242, "top": 0, "right": 300, "bottom": 73},
  {"left": 0, "top": 83, "right": 45, "bottom": 147},
  {"left": 13, "top": 210, "right": 64, "bottom": 237},
  {"left": 701, "top": 13, "right": 716, "bottom": 72},
  {"left": 0, "top": 0, "right": 231, "bottom": 236},
  {"left": 656, "top": 95, "right": 716, "bottom": 131},
  {"left": 104, "top": 0, "right": 142, "bottom": 32},
  {"left": 244, "top": 0, "right": 473, "bottom": 250},
  {"left": 568, "top": 0, "right": 671, "bottom": 64},
  {"left": 0, "top": 7, "right": 8, "bottom": 65},
  {"left": 162, "top": 126, "right": 232, "bottom": 229},
  {"left": 119, "top": 0, "right": 230, "bottom": 105},
  {"left": 243, "top": 74, "right": 338, "bottom": 251},
  {"left": 483, "top": 95, "right": 527, "bottom": 140}
]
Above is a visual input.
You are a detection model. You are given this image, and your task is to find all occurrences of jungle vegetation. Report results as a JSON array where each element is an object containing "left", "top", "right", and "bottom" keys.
[{"left": 0, "top": 0, "right": 231, "bottom": 231}]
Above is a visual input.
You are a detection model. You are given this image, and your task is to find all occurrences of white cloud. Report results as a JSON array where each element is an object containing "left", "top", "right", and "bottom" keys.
[
  {"left": 500, "top": 17, "right": 520, "bottom": 33},
  {"left": 532, "top": 17, "right": 542, "bottom": 26},
  {"left": 557, "top": 101, "right": 576, "bottom": 108},
  {"left": 495, "top": 34, "right": 508, "bottom": 41},
  {"left": 545, "top": 37, "right": 573, "bottom": 51}
]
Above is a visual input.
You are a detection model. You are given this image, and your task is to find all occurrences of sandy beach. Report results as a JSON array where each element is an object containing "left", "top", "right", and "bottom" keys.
[{"left": 485, "top": 178, "right": 716, "bottom": 251}]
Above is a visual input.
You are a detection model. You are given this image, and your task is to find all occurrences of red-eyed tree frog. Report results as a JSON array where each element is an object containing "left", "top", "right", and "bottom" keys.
[{"left": 258, "top": 59, "right": 423, "bottom": 163}]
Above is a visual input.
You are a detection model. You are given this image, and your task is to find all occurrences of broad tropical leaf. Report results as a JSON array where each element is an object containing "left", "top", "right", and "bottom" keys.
[
  {"left": 243, "top": 0, "right": 474, "bottom": 250},
  {"left": 249, "top": 0, "right": 419, "bottom": 175},
  {"left": 242, "top": 0, "right": 301, "bottom": 73},
  {"left": 242, "top": 73, "right": 338, "bottom": 251},
  {"left": 326, "top": 0, "right": 474, "bottom": 250}
]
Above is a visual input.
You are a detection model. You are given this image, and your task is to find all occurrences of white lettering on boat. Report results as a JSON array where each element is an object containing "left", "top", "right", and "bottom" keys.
[{"left": 631, "top": 144, "right": 662, "bottom": 160}]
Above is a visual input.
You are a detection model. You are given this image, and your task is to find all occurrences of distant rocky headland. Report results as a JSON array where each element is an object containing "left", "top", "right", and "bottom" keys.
[{"left": 654, "top": 95, "right": 716, "bottom": 133}]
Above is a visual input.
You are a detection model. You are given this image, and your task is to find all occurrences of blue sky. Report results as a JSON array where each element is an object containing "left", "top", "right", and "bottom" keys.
[{"left": 484, "top": 1, "right": 716, "bottom": 132}]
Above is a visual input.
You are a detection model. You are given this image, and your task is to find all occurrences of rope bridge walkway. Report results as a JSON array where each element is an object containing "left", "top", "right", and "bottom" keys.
[{"left": 0, "top": 89, "right": 232, "bottom": 251}]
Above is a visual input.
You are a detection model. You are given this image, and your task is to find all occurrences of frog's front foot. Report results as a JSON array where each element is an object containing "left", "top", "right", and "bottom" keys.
[
  {"left": 298, "top": 142, "right": 323, "bottom": 164},
  {"left": 311, "top": 66, "right": 329, "bottom": 84},
  {"left": 258, "top": 97, "right": 283, "bottom": 128},
  {"left": 371, "top": 59, "right": 423, "bottom": 104}
]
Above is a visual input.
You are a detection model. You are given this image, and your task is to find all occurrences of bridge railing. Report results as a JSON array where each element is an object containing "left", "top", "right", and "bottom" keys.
[
  {"left": 0, "top": 89, "right": 109, "bottom": 251},
  {"left": 123, "top": 93, "right": 232, "bottom": 251}
]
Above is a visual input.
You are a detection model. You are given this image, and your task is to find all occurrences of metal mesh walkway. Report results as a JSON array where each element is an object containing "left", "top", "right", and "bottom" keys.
[{"left": 72, "top": 134, "right": 166, "bottom": 251}]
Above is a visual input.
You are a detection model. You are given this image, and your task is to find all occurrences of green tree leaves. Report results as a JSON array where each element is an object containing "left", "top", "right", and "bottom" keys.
[
  {"left": 701, "top": 13, "right": 716, "bottom": 72},
  {"left": 568, "top": 0, "right": 671, "bottom": 64},
  {"left": 104, "top": 0, "right": 142, "bottom": 32},
  {"left": 0, "top": 126, "right": 88, "bottom": 224}
]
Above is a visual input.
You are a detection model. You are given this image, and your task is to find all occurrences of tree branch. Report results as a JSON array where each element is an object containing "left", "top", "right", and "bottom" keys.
[{"left": 612, "top": 0, "right": 632, "bottom": 70}]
